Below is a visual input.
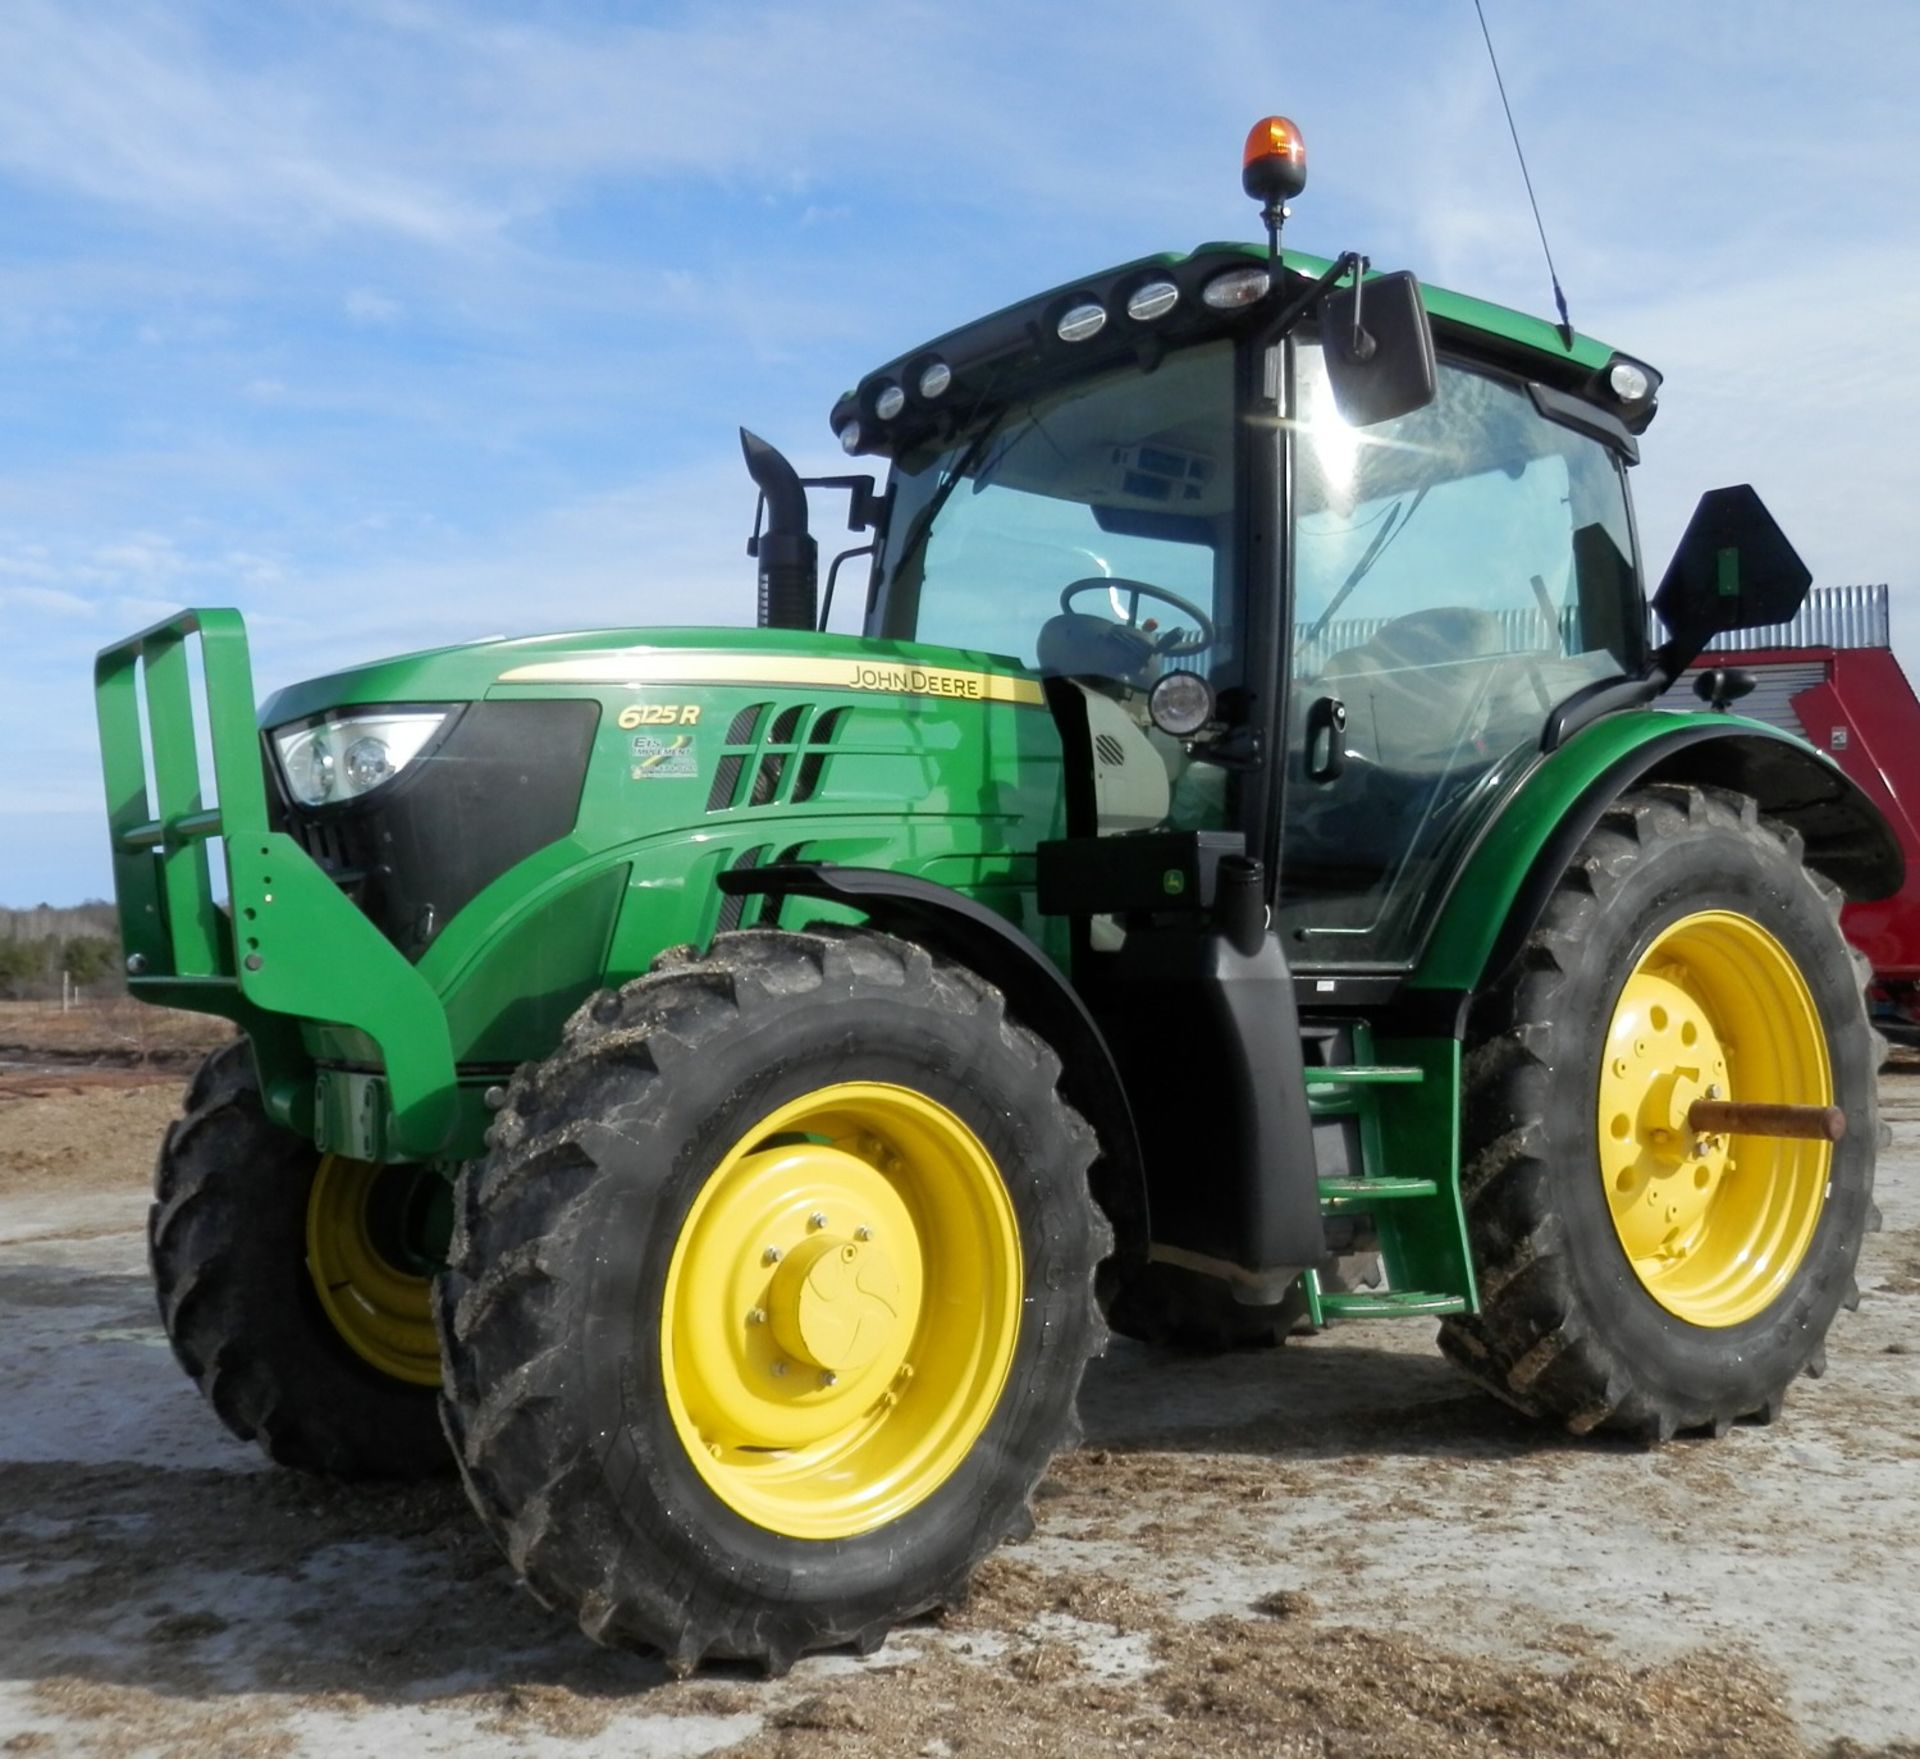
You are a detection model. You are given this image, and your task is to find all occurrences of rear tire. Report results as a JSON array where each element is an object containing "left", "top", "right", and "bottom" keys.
[
  {"left": 436, "top": 926, "right": 1109, "bottom": 1671},
  {"left": 1438, "top": 784, "right": 1879, "bottom": 1440},
  {"left": 150, "top": 1043, "right": 450, "bottom": 1478}
]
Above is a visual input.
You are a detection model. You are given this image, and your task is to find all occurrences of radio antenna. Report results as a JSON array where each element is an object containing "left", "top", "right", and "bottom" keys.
[{"left": 1473, "top": 0, "right": 1575, "bottom": 350}]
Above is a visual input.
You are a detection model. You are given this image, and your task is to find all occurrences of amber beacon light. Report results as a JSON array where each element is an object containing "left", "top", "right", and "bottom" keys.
[{"left": 1242, "top": 115, "right": 1307, "bottom": 205}]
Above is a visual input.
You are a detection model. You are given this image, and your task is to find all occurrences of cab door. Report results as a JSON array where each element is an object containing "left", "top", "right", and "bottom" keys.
[{"left": 1276, "top": 340, "right": 1643, "bottom": 967}]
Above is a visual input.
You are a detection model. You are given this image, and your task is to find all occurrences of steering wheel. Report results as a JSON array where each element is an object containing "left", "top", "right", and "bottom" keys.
[{"left": 1059, "top": 577, "right": 1216, "bottom": 658}]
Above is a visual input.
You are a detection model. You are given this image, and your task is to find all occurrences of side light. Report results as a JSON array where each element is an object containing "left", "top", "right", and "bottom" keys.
[
  {"left": 1608, "top": 360, "right": 1652, "bottom": 402},
  {"left": 918, "top": 360, "right": 952, "bottom": 399},
  {"left": 874, "top": 383, "right": 906, "bottom": 420},
  {"left": 273, "top": 709, "right": 449, "bottom": 808},
  {"left": 1126, "top": 279, "right": 1180, "bottom": 322},
  {"left": 1202, "top": 266, "right": 1270, "bottom": 309},
  {"left": 1057, "top": 301, "right": 1108, "bottom": 343},
  {"left": 1148, "top": 671, "right": 1215, "bottom": 738}
]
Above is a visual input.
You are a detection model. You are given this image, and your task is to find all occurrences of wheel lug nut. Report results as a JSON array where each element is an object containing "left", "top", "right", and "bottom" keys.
[
  {"left": 747, "top": 1307, "right": 766, "bottom": 1326},
  {"left": 808, "top": 1212, "right": 828, "bottom": 1230},
  {"left": 896, "top": 1362, "right": 914, "bottom": 1383},
  {"left": 771, "top": 1360, "right": 788, "bottom": 1377},
  {"left": 820, "top": 1371, "right": 838, "bottom": 1388},
  {"left": 763, "top": 1246, "right": 782, "bottom": 1265},
  {"left": 855, "top": 1225, "right": 873, "bottom": 1241}
]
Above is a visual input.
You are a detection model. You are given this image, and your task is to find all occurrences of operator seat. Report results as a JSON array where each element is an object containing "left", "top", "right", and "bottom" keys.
[
  {"left": 1318, "top": 606, "right": 1506, "bottom": 776},
  {"left": 1284, "top": 605, "right": 1511, "bottom": 896}
]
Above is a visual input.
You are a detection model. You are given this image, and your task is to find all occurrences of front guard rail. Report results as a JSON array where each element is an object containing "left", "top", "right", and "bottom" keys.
[{"left": 93, "top": 609, "right": 457, "bottom": 1156}]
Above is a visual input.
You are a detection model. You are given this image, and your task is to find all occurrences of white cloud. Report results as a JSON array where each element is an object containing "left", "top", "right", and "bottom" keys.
[
  {"left": 0, "top": 583, "right": 92, "bottom": 617},
  {"left": 344, "top": 289, "right": 403, "bottom": 324}
]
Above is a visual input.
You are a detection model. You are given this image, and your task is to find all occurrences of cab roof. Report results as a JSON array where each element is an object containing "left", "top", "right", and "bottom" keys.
[{"left": 832, "top": 241, "right": 1654, "bottom": 457}]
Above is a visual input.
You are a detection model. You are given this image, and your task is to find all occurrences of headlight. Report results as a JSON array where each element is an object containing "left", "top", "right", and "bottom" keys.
[
  {"left": 273, "top": 708, "right": 450, "bottom": 807},
  {"left": 1148, "top": 670, "right": 1215, "bottom": 737}
]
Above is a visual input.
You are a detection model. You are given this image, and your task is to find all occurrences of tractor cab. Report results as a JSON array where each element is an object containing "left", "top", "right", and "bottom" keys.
[{"left": 845, "top": 271, "right": 1653, "bottom": 968}]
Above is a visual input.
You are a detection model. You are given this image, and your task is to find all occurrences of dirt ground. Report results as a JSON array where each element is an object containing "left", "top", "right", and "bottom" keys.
[
  {"left": 0, "top": 999, "right": 233, "bottom": 1070},
  {"left": 1, "top": 1048, "right": 1916, "bottom": 1757}
]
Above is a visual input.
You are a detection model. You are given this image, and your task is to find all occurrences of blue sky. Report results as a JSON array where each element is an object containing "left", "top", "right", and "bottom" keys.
[{"left": 3, "top": 0, "right": 1915, "bottom": 904}]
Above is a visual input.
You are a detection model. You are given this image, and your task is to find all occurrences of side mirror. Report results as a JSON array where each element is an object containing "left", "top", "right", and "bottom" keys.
[
  {"left": 1651, "top": 485, "right": 1811, "bottom": 676},
  {"left": 1320, "top": 270, "right": 1437, "bottom": 428}
]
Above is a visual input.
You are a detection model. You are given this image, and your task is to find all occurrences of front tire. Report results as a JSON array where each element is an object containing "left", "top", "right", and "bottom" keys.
[
  {"left": 1439, "top": 784, "right": 1879, "bottom": 1440},
  {"left": 150, "top": 1043, "right": 450, "bottom": 1477},
  {"left": 436, "top": 926, "right": 1108, "bottom": 1672}
]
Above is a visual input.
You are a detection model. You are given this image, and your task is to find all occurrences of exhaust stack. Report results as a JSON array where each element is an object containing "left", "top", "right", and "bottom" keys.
[{"left": 740, "top": 429, "right": 819, "bottom": 631}]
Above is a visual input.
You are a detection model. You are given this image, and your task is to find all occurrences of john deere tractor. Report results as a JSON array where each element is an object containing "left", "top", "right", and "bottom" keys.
[{"left": 98, "top": 118, "right": 1895, "bottom": 1671}]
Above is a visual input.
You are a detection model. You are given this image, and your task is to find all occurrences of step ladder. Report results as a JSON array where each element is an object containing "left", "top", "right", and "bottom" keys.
[{"left": 1297, "top": 1027, "right": 1477, "bottom": 1324}]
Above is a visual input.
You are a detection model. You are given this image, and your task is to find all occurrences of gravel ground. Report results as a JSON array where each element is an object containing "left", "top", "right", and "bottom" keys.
[{"left": 0, "top": 1062, "right": 1916, "bottom": 1757}]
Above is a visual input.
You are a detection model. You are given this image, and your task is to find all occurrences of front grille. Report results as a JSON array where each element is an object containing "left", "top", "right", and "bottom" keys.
[{"left": 284, "top": 699, "right": 598, "bottom": 960}]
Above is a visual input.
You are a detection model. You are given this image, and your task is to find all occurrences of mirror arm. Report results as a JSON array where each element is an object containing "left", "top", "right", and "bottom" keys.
[
  {"left": 1346, "top": 255, "right": 1376, "bottom": 360},
  {"left": 1266, "top": 250, "right": 1364, "bottom": 341}
]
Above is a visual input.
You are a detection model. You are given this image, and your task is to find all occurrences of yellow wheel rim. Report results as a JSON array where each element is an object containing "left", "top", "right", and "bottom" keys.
[
  {"left": 1597, "top": 910, "right": 1832, "bottom": 1328},
  {"left": 305, "top": 1155, "right": 443, "bottom": 1386},
  {"left": 661, "top": 1082, "right": 1023, "bottom": 1541}
]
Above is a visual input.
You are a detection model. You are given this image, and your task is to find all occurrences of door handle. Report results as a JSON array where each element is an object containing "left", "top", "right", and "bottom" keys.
[{"left": 1304, "top": 696, "right": 1347, "bottom": 781}]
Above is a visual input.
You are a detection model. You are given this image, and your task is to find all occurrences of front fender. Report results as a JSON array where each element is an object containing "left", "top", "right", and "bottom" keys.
[
  {"left": 715, "top": 862, "right": 1149, "bottom": 1264},
  {"left": 1409, "top": 711, "right": 1902, "bottom": 1010}
]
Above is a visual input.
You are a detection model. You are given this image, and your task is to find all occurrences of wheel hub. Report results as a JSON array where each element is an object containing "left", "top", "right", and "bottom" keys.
[
  {"left": 767, "top": 1232, "right": 903, "bottom": 1376},
  {"left": 1596, "top": 911, "right": 1831, "bottom": 1327}
]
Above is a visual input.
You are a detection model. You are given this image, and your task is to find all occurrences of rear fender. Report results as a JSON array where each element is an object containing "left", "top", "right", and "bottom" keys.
[
  {"left": 1409, "top": 714, "right": 1902, "bottom": 1023},
  {"left": 715, "top": 863, "right": 1149, "bottom": 1263}
]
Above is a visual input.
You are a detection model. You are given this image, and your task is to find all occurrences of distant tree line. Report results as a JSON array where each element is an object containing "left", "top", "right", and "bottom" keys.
[{"left": 0, "top": 903, "right": 123, "bottom": 1000}]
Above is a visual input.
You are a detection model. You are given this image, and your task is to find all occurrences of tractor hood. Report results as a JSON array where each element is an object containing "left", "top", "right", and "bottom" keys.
[{"left": 257, "top": 625, "right": 1043, "bottom": 729}]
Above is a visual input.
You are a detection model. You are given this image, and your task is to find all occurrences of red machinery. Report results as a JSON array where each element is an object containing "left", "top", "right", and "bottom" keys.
[{"left": 1663, "top": 584, "right": 1920, "bottom": 1039}]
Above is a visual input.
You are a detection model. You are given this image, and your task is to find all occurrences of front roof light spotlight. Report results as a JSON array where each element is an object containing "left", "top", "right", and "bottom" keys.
[
  {"left": 1201, "top": 266, "right": 1271, "bottom": 310},
  {"left": 1056, "top": 301, "right": 1108, "bottom": 343},
  {"left": 873, "top": 382, "right": 906, "bottom": 420},
  {"left": 1126, "top": 279, "right": 1181, "bottom": 322},
  {"left": 917, "top": 360, "right": 952, "bottom": 399},
  {"left": 838, "top": 419, "right": 864, "bottom": 455}
]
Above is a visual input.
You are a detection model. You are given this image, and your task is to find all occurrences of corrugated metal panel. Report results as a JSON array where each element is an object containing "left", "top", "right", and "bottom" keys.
[
  {"left": 1696, "top": 583, "right": 1889, "bottom": 653},
  {"left": 1658, "top": 661, "right": 1827, "bottom": 735}
]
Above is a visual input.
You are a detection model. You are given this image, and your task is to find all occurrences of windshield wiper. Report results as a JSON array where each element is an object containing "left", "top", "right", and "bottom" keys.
[
  {"left": 883, "top": 418, "right": 1007, "bottom": 590},
  {"left": 879, "top": 355, "right": 1039, "bottom": 589},
  {"left": 1303, "top": 483, "right": 1431, "bottom": 646}
]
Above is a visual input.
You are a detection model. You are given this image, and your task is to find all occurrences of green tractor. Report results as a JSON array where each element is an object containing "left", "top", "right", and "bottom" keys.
[{"left": 98, "top": 118, "right": 1894, "bottom": 1671}]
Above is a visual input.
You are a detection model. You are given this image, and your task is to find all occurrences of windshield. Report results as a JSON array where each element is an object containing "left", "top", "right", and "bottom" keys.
[{"left": 871, "top": 342, "right": 1241, "bottom": 689}]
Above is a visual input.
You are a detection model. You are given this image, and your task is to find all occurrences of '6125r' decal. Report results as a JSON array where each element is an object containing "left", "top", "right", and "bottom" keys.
[{"left": 617, "top": 703, "right": 701, "bottom": 729}]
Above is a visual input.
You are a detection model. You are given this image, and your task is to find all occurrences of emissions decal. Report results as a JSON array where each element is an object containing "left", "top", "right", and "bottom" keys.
[{"left": 630, "top": 733, "right": 697, "bottom": 780}]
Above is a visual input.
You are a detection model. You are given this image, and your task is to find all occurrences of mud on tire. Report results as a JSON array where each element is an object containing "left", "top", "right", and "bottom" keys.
[
  {"left": 1438, "top": 783, "right": 1881, "bottom": 1441},
  {"left": 150, "top": 1042, "right": 450, "bottom": 1478},
  {"left": 435, "top": 925, "right": 1110, "bottom": 1673}
]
